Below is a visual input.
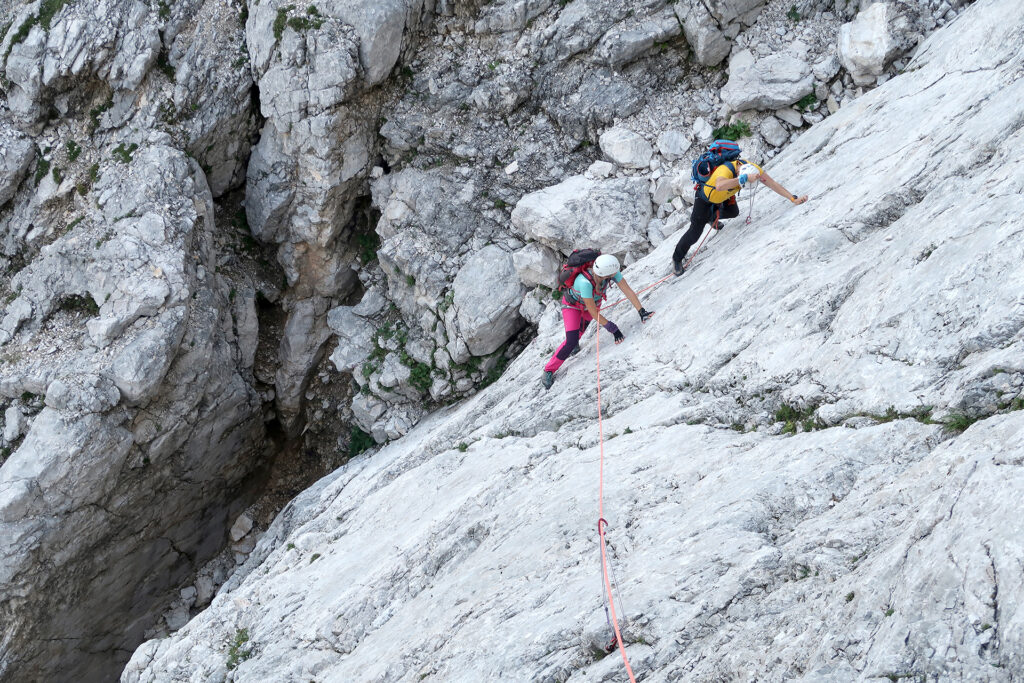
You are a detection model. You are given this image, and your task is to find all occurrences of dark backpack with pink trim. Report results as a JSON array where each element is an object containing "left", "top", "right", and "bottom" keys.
[{"left": 556, "top": 248, "right": 600, "bottom": 297}]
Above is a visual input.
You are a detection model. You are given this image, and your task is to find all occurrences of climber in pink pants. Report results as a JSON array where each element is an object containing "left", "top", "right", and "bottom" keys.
[{"left": 542, "top": 254, "right": 653, "bottom": 390}]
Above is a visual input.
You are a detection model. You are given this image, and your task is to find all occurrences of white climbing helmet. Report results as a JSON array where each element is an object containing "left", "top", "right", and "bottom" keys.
[
  {"left": 593, "top": 254, "right": 620, "bottom": 278},
  {"left": 739, "top": 163, "right": 760, "bottom": 182}
]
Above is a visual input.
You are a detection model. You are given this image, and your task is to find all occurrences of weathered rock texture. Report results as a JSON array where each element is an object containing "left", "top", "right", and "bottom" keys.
[
  {"left": 0, "top": 141, "right": 265, "bottom": 681},
  {"left": 125, "top": 0, "right": 1023, "bottom": 680}
]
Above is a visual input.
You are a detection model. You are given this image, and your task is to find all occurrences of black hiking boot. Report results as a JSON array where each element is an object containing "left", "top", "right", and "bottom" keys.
[
  {"left": 673, "top": 259, "right": 685, "bottom": 277},
  {"left": 542, "top": 371, "right": 555, "bottom": 390},
  {"left": 569, "top": 345, "right": 581, "bottom": 357}
]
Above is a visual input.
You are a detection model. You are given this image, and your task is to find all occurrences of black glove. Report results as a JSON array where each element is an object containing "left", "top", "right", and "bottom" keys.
[
  {"left": 612, "top": 329, "right": 625, "bottom": 344},
  {"left": 638, "top": 307, "right": 654, "bottom": 323}
]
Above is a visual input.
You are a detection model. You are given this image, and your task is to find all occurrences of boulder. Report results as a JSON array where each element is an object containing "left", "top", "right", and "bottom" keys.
[
  {"left": 593, "top": 8, "right": 681, "bottom": 67},
  {"left": 452, "top": 246, "right": 525, "bottom": 357},
  {"left": 692, "top": 116, "right": 714, "bottom": 142},
  {"left": 327, "top": 306, "right": 376, "bottom": 374},
  {"left": 511, "top": 176, "right": 652, "bottom": 256},
  {"left": 512, "top": 243, "right": 561, "bottom": 289},
  {"left": 721, "top": 49, "right": 814, "bottom": 112},
  {"left": 839, "top": 3, "right": 905, "bottom": 86},
  {"left": 674, "top": 0, "right": 731, "bottom": 66},
  {"left": 657, "top": 129, "right": 692, "bottom": 161},
  {"left": 599, "top": 127, "right": 654, "bottom": 169},
  {"left": 760, "top": 116, "right": 789, "bottom": 147}
]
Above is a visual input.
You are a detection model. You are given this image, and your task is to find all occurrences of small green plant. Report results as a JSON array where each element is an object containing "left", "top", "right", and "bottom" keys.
[
  {"left": 111, "top": 142, "right": 139, "bottom": 164},
  {"left": 156, "top": 48, "right": 175, "bottom": 80},
  {"left": 273, "top": 5, "right": 293, "bottom": 41},
  {"left": 845, "top": 591, "right": 855, "bottom": 603},
  {"left": 711, "top": 121, "right": 752, "bottom": 141},
  {"left": 226, "top": 628, "right": 252, "bottom": 670},
  {"left": 944, "top": 413, "right": 978, "bottom": 433},
  {"left": 405, "top": 274, "right": 415, "bottom": 287},
  {"left": 980, "top": 623, "right": 992, "bottom": 631},
  {"left": 730, "top": 423, "right": 745, "bottom": 432},
  {"left": 157, "top": 0, "right": 170, "bottom": 20},
  {"left": 885, "top": 607, "right": 894, "bottom": 617},
  {"left": 58, "top": 294, "right": 100, "bottom": 315},
  {"left": 786, "top": 5, "right": 800, "bottom": 22},
  {"left": 66, "top": 140, "right": 81, "bottom": 162},
  {"left": 349, "top": 427, "right": 375, "bottom": 458},
  {"left": 287, "top": 543, "right": 295, "bottom": 550},
  {"left": 487, "top": 59, "right": 501, "bottom": 71},
  {"left": 51, "top": 166, "right": 63, "bottom": 184},
  {"left": 309, "top": 553, "right": 321, "bottom": 563},
  {"left": 796, "top": 93, "right": 817, "bottom": 112},
  {"left": 34, "top": 157, "right": 51, "bottom": 185},
  {"left": 623, "top": 427, "right": 633, "bottom": 434},
  {"left": 88, "top": 99, "right": 113, "bottom": 133},
  {"left": 457, "top": 442, "right": 468, "bottom": 452},
  {"left": 493, "top": 198, "right": 508, "bottom": 209},
  {"left": 355, "top": 230, "right": 379, "bottom": 264}
]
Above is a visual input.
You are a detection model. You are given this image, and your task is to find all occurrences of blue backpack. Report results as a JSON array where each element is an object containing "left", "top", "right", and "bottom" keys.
[{"left": 691, "top": 139, "right": 741, "bottom": 190}]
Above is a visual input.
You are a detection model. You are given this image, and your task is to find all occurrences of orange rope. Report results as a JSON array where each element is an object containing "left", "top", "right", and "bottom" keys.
[{"left": 594, "top": 302, "right": 638, "bottom": 683}]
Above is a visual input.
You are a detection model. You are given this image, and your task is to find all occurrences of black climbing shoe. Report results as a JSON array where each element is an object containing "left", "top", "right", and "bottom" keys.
[
  {"left": 569, "top": 345, "right": 581, "bottom": 357},
  {"left": 673, "top": 259, "right": 685, "bottom": 277},
  {"left": 542, "top": 371, "right": 555, "bottom": 390}
]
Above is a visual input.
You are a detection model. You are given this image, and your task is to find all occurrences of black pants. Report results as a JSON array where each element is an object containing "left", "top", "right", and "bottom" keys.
[{"left": 672, "top": 192, "right": 739, "bottom": 263}]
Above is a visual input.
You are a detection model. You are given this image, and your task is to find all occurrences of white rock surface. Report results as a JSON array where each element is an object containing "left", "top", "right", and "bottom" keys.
[
  {"left": 124, "top": 2, "right": 1024, "bottom": 681},
  {"left": 599, "top": 127, "right": 654, "bottom": 169},
  {"left": 721, "top": 49, "right": 814, "bottom": 112}
]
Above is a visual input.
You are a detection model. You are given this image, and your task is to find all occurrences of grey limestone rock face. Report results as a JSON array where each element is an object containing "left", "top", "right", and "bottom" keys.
[
  {"left": 0, "top": 127, "right": 35, "bottom": 206},
  {"left": 242, "top": 0, "right": 425, "bottom": 433},
  {"left": 721, "top": 49, "right": 813, "bottom": 112},
  {"left": 593, "top": 8, "right": 681, "bottom": 68},
  {"left": 452, "top": 245, "right": 525, "bottom": 357},
  {"left": 0, "top": 143, "right": 264, "bottom": 681},
  {"left": 511, "top": 175, "right": 651, "bottom": 256}
]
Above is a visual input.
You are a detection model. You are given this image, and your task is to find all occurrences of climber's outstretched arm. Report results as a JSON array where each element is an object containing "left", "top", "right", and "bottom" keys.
[{"left": 759, "top": 171, "right": 808, "bottom": 205}]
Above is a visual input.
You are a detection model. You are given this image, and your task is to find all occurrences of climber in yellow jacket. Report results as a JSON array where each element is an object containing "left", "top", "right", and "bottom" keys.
[{"left": 672, "top": 159, "right": 808, "bottom": 276}]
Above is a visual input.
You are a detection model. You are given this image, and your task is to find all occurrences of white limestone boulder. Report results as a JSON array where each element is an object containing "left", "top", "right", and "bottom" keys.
[
  {"left": 451, "top": 245, "right": 525, "bottom": 357},
  {"left": 656, "top": 129, "right": 692, "bottom": 161},
  {"left": 512, "top": 243, "right": 561, "bottom": 289},
  {"left": 510, "top": 175, "right": 652, "bottom": 255},
  {"left": 839, "top": 3, "right": 906, "bottom": 86},
  {"left": 326, "top": 306, "right": 376, "bottom": 374},
  {"left": 721, "top": 49, "right": 814, "bottom": 112},
  {"left": 599, "top": 127, "right": 654, "bottom": 169}
]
